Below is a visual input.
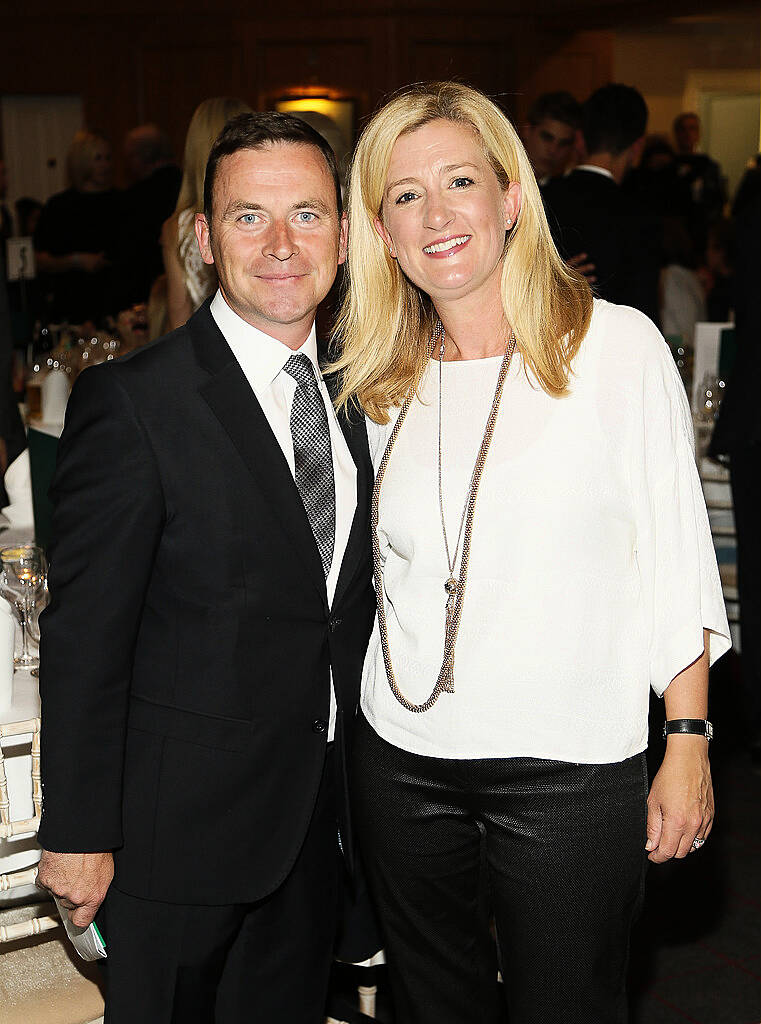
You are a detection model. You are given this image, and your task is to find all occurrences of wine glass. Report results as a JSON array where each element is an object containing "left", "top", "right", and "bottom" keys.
[
  {"left": 0, "top": 545, "right": 47, "bottom": 669},
  {"left": 26, "top": 573, "right": 50, "bottom": 649}
]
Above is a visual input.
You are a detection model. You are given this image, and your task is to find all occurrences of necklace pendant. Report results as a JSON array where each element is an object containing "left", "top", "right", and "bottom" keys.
[{"left": 444, "top": 577, "right": 458, "bottom": 596}]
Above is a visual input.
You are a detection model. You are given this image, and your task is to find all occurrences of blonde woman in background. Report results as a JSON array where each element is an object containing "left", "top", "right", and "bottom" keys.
[
  {"left": 161, "top": 96, "right": 251, "bottom": 329},
  {"left": 34, "top": 130, "right": 120, "bottom": 323},
  {"left": 334, "top": 82, "right": 729, "bottom": 1024}
]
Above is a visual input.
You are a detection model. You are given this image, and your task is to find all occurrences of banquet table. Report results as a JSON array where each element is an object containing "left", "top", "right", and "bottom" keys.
[{"left": 0, "top": 523, "right": 43, "bottom": 897}]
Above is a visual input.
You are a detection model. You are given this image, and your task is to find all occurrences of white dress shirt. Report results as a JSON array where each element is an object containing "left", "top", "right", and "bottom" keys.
[
  {"left": 211, "top": 291, "right": 357, "bottom": 738},
  {"left": 574, "top": 164, "right": 616, "bottom": 182},
  {"left": 362, "top": 300, "right": 730, "bottom": 763}
]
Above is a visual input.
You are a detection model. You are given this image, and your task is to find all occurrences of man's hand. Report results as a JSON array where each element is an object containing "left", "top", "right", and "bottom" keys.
[
  {"left": 37, "top": 849, "right": 114, "bottom": 927},
  {"left": 73, "top": 252, "right": 109, "bottom": 274},
  {"left": 645, "top": 737, "right": 713, "bottom": 864}
]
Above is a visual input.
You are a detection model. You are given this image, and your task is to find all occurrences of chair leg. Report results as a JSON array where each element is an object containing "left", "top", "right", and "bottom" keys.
[{"left": 358, "top": 984, "right": 377, "bottom": 1018}]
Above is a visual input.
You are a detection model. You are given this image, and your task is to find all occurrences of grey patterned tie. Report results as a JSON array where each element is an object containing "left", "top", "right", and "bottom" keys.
[{"left": 283, "top": 353, "right": 336, "bottom": 577}]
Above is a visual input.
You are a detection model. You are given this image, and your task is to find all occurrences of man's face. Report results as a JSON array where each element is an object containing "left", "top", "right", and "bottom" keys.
[
  {"left": 196, "top": 143, "right": 347, "bottom": 348},
  {"left": 675, "top": 116, "right": 700, "bottom": 155},
  {"left": 524, "top": 118, "right": 576, "bottom": 180},
  {"left": 88, "top": 142, "right": 113, "bottom": 190}
]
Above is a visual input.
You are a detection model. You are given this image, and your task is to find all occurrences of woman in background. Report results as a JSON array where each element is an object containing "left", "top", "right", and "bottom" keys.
[
  {"left": 34, "top": 131, "right": 121, "bottom": 324},
  {"left": 334, "top": 81, "right": 730, "bottom": 1024},
  {"left": 161, "top": 96, "right": 251, "bottom": 329}
]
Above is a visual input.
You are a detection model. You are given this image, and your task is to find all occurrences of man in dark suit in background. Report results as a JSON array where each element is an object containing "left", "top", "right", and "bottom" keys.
[
  {"left": 673, "top": 111, "right": 726, "bottom": 253},
  {"left": 521, "top": 91, "right": 582, "bottom": 188},
  {"left": 37, "top": 112, "right": 376, "bottom": 1023},
  {"left": 543, "top": 83, "right": 661, "bottom": 323},
  {"left": 113, "top": 124, "right": 182, "bottom": 307}
]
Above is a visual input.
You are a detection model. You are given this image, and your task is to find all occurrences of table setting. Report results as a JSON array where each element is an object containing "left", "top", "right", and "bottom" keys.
[{"left": 0, "top": 544, "right": 47, "bottom": 898}]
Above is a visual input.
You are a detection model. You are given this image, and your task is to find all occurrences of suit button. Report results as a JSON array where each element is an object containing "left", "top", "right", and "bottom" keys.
[
  {"left": 328, "top": 617, "right": 342, "bottom": 633},
  {"left": 312, "top": 719, "right": 328, "bottom": 734}
]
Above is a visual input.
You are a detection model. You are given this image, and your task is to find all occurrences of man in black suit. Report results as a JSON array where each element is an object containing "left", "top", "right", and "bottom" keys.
[
  {"left": 672, "top": 111, "right": 726, "bottom": 252},
  {"left": 37, "top": 113, "right": 376, "bottom": 1023},
  {"left": 543, "top": 84, "right": 661, "bottom": 323},
  {"left": 113, "top": 124, "right": 182, "bottom": 307},
  {"left": 521, "top": 91, "right": 582, "bottom": 188}
]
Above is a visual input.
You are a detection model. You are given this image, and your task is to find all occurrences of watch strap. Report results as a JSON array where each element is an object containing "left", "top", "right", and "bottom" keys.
[{"left": 663, "top": 718, "right": 713, "bottom": 741}]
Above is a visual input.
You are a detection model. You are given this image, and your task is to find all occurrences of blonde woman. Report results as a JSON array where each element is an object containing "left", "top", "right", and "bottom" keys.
[
  {"left": 335, "top": 82, "right": 730, "bottom": 1024},
  {"left": 34, "top": 131, "right": 120, "bottom": 323},
  {"left": 161, "top": 96, "right": 251, "bottom": 329}
]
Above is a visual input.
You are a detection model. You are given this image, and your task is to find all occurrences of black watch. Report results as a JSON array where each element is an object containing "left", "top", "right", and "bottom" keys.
[{"left": 663, "top": 719, "right": 713, "bottom": 742}]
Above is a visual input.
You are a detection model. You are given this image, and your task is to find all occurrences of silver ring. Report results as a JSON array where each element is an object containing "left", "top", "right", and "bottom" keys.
[{"left": 692, "top": 837, "right": 705, "bottom": 850}]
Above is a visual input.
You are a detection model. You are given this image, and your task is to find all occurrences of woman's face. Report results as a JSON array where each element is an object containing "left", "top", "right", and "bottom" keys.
[{"left": 375, "top": 119, "right": 521, "bottom": 309}]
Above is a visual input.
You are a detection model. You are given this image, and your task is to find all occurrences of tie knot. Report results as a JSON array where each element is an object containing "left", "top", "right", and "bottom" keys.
[{"left": 283, "top": 353, "right": 318, "bottom": 392}]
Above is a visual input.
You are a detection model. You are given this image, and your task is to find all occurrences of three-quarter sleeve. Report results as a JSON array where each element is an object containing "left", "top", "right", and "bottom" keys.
[{"left": 631, "top": 323, "right": 731, "bottom": 696}]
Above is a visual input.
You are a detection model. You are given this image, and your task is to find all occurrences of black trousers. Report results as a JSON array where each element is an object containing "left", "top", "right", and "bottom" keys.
[
  {"left": 96, "top": 748, "right": 341, "bottom": 1024},
  {"left": 353, "top": 714, "right": 648, "bottom": 1024},
  {"left": 730, "top": 444, "right": 761, "bottom": 737}
]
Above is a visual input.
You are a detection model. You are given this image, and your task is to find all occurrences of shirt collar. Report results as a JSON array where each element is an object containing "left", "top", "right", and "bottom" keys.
[
  {"left": 575, "top": 164, "right": 616, "bottom": 182},
  {"left": 210, "top": 289, "right": 319, "bottom": 391}
]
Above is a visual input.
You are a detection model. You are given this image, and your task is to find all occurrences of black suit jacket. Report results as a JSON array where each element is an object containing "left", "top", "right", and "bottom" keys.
[
  {"left": 38, "top": 300, "right": 376, "bottom": 905},
  {"left": 113, "top": 165, "right": 182, "bottom": 307},
  {"left": 543, "top": 168, "right": 661, "bottom": 324}
]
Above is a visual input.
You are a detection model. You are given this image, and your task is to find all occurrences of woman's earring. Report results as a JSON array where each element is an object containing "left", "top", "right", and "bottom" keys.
[
  {"left": 505, "top": 217, "right": 513, "bottom": 229},
  {"left": 388, "top": 245, "right": 396, "bottom": 258}
]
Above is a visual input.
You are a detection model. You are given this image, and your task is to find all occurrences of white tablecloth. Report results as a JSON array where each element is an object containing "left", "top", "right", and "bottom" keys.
[{"left": 0, "top": 526, "right": 42, "bottom": 896}]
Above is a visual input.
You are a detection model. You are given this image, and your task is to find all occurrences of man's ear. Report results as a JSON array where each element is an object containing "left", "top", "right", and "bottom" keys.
[
  {"left": 195, "top": 213, "right": 215, "bottom": 267},
  {"left": 338, "top": 212, "right": 348, "bottom": 266},
  {"left": 630, "top": 135, "right": 646, "bottom": 168}
]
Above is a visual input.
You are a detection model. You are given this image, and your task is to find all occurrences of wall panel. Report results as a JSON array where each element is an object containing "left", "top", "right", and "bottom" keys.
[{"left": 138, "top": 43, "right": 246, "bottom": 159}]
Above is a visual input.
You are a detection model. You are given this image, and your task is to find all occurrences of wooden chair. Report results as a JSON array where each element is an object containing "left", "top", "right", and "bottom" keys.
[{"left": 1, "top": 716, "right": 105, "bottom": 1023}]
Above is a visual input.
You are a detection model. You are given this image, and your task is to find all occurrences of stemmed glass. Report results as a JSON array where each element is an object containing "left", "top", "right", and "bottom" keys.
[{"left": 0, "top": 545, "right": 47, "bottom": 669}]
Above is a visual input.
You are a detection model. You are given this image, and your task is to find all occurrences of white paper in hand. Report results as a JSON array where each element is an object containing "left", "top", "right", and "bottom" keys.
[{"left": 52, "top": 895, "right": 107, "bottom": 960}]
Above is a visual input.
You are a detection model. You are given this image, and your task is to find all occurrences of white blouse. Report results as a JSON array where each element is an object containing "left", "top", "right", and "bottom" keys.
[{"left": 361, "top": 300, "right": 730, "bottom": 764}]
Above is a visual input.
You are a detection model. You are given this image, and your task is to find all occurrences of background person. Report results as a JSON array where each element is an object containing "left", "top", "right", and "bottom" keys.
[
  {"left": 161, "top": 96, "right": 251, "bottom": 329},
  {"left": 543, "top": 83, "right": 661, "bottom": 322},
  {"left": 114, "top": 123, "right": 182, "bottom": 308},
  {"left": 521, "top": 90, "right": 581, "bottom": 186},
  {"left": 33, "top": 131, "right": 121, "bottom": 324},
  {"left": 333, "top": 80, "right": 730, "bottom": 1024},
  {"left": 673, "top": 111, "right": 726, "bottom": 252},
  {"left": 0, "top": 157, "right": 14, "bottom": 241}
]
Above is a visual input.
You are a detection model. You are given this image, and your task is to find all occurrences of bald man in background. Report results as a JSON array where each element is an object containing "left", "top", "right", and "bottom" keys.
[{"left": 114, "top": 124, "right": 181, "bottom": 308}]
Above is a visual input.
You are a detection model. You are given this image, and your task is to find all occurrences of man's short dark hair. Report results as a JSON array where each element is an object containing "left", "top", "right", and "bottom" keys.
[
  {"left": 582, "top": 84, "right": 648, "bottom": 156},
  {"left": 673, "top": 111, "right": 700, "bottom": 134},
  {"left": 527, "top": 91, "right": 582, "bottom": 131},
  {"left": 203, "top": 112, "right": 342, "bottom": 221}
]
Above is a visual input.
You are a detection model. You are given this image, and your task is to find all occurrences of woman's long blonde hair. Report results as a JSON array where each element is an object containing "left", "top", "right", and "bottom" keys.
[
  {"left": 174, "top": 97, "right": 252, "bottom": 255},
  {"left": 332, "top": 81, "right": 592, "bottom": 423}
]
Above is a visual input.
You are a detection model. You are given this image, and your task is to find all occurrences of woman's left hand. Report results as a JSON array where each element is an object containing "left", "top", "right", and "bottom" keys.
[{"left": 645, "top": 736, "right": 713, "bottom": 863}]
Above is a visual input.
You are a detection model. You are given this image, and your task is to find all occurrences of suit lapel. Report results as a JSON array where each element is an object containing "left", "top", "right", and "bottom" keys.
[{"left": 190, "top": 303, "right": 327, "bottom": 605}]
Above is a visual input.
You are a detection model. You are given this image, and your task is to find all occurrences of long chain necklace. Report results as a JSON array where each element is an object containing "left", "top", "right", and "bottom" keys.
[{"left": 371, "top": 319, "right": 517, "bottom": 713}]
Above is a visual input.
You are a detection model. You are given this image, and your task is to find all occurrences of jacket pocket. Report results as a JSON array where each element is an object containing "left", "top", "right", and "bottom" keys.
[{"left": 127, "top": 694, "right": 252, "bottom": 752}]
